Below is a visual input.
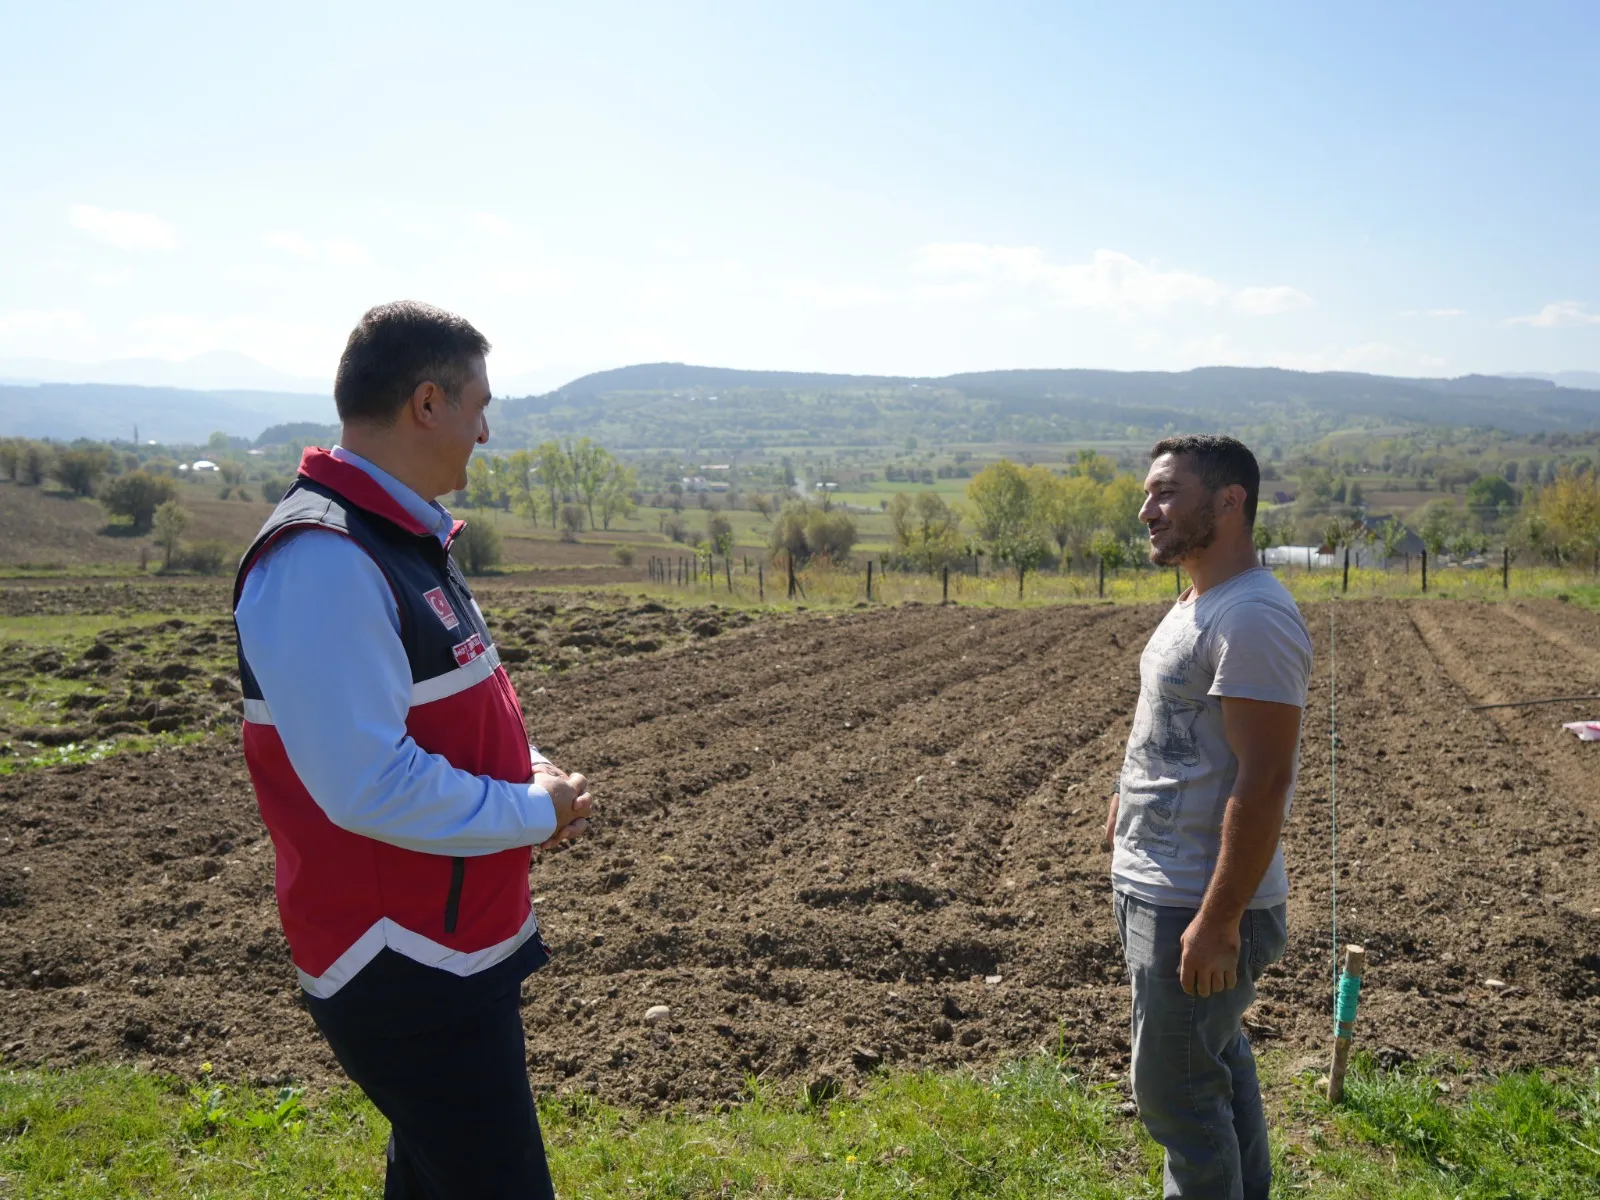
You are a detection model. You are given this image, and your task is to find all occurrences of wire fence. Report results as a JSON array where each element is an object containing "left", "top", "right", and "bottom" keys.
[{"left": 640, "top": 550, "right": 1600, "bottom": 609}]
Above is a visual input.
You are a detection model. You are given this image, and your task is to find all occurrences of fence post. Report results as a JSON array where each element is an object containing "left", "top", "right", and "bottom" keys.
[
  {"left": 942, "top": 566, "right": 950, "bottom": 605},
  {"left": 1342, "top": 545, "right": 1350, "bottom": 594},
  {"left": 758, "top": 561, "right": 764, "bottom": 602},
  {"left": 1098, "top": 555, "right": 1105, "bottom": 598},
  {"left": 866, "top": 560, "right": 874, "bottom": 602},
  {"left": 1421, "top": 549, "right": 1428, "bottom": 594},
  {"left": 725, "top": 554, "right": 733, "bottom": 593},
  {"left": 787, "top": 555, "right": 797, "bottom": 600},
  {"left": 1503, "top": 546, "right": 1509, "bottom": 591}
]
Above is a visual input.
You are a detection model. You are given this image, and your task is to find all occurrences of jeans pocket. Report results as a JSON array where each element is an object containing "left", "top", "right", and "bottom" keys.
[{"left": 1249, "top": 905, "right": 1288, "bottom": 973}]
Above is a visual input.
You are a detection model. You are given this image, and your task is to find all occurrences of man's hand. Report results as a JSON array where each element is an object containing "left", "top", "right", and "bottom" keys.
[
  {"left": 535, "top": 770, "right": 593, "bottom": 848},
  {"left": 1179, "top": 912, "right": 1240, "bottom": 997},
  {"left": 1103, "top": 792, "right": 1119, "bottom": 854}
]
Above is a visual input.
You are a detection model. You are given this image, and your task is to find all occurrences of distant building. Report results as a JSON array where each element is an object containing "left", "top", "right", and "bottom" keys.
[
  {"left": 1272, "top": 490, "right": 1296, "bottom": 505},
  {"left": 191, "top": 460, "right": 219, "bottom": 472}
]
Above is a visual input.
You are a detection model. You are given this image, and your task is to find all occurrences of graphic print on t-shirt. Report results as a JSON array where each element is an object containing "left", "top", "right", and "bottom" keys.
[{"left": 1112, "top": 568, "right": 1312, "bottom": 909}]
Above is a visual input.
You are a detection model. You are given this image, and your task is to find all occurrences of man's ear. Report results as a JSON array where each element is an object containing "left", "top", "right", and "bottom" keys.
[
  {"left": 1221, "top": 483, "right": 1247, "bottom": 518},
  {"left": 407, "top": 381, "right": 444, "bottom": 429}
]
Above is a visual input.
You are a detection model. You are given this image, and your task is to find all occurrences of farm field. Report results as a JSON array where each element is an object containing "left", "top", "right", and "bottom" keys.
[{"left": 1, "top": 585, "right": 1598, "bottom": 1115}]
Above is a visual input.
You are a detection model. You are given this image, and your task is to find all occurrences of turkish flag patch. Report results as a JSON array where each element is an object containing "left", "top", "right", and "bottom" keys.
[
  {"left": 452, "top": 633, "right": 487, "bottom": 667},
  {"left": 423, "top": 587, "right": 460, "bottom": 630}
]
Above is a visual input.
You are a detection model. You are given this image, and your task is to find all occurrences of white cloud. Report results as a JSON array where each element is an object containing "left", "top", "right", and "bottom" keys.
[
  {"left": 1233, "top": 286, "right": 1313, "bottom": 315},
  {"left": 264, "top": 231, "right": 369, "bottom": 265},
  {"left": 67, "top": 204, "right": 177, "bottom": 251},
  {"left": 913, "top": 244, "right": 1310, "bottom": 318},
  {"left": 125, "top": 312, "right": 340, "bottom": 375},
  {"left": 0, "top": 308, "right": 92, "bottom": 348},
  {"left": 786, "top": 281, "right": 888, "bottom": 308},
  {"left": 1505, "top": 300, "right": 1600, "bottom": 328},
  {"left": 1262, "top": 342, "right": 1446, "bottom": 374},
  {"left": 1399, "top": 307, "right": 1467, "bottom": 318}
]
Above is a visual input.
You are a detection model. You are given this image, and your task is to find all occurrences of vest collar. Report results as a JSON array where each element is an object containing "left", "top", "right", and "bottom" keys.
[{"left": 297, "top": 447, "right": 434, "bottom": 538}]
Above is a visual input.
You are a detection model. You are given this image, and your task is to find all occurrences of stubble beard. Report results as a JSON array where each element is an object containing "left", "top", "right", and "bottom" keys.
[{"left": 1146, "top": 502, "right": 1218, "bottom": 567}]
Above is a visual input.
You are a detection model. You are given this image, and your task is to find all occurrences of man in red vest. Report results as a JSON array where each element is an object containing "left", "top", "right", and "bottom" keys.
[{"left": 234, "top": 300, "right": 591, "bottom": 1198}]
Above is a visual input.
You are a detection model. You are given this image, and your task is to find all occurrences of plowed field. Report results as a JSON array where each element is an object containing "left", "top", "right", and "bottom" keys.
[{"left": 2, "top": 596, "right": 1598, "bottom": 1108}]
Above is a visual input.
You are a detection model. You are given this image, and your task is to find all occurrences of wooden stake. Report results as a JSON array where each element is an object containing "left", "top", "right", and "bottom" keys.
[{"left": 1327, "top": 944, "right": 1367, "bottom": 1104}]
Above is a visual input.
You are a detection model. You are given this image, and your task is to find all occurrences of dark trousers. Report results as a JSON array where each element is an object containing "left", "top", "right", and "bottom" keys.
[{"left": 305, "top": 945, "right": 554, "bottom": 1200}]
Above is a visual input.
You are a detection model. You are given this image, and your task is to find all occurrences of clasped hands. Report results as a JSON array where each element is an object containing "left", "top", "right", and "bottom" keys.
[{"left": 531, "top": 762, "right": 593, "bottom": 850}]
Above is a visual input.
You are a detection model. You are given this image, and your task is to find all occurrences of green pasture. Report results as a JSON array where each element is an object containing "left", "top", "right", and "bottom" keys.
[{"left": 1, "top": 1055, "right": 1595, "bottom": 1198}]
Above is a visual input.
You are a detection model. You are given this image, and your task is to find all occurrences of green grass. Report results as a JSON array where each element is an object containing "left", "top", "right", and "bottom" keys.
[
  {"left": 2, "top": 1057, "right": 1596, "bottom": 1198},
  {"left": 0, "top": 612, "right": 237, "bottom": 774},
  {"left": 0, "top": 729, "right": 209, "bottom": 775}
]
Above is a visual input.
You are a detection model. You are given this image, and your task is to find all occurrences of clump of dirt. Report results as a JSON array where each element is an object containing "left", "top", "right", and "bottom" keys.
[
  {"left": 1, "top": 599, "right": 1598, "bottom": 1110},
  {"left": 0, "top": 616, "right": 244, "bottom": 758},
  {"left": 485, "top": 595, "right": 762, "bottom": 672}
]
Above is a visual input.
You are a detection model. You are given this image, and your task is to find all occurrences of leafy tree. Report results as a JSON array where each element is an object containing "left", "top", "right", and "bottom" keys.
[
  {"left": 1533, "top": 467, "right": 1600, "bottom": 567},
  {"left": 1099, "top": 474, "right": 1147, "bottom": 543},
  {"left": 102, "top": 471, "right": 179, "bottom": 532},
  {"left": 599, "top": 461, "right": 638, "bottom": 530},
  {"left": 464, "top": 456, "right": 507, "bottom": 510},
  {"left": 152, "top": 500, "right": 191, "bottom": 570},
  {"left": 218, "top": 461, "right": 246, "bottom": 486},
  {"left": 1031, "top": 469, "right": 1102, "bottom": 565},
  {"left": 566, "top": 438, "right": 612, "bottom": 531},
  {"left": 1069, "top": 448, "right": 1118, "bottom": 484},
  {"left": 48, "top": 447, "right": 111, "bottom": 497},
  {"left": 1416, "top": 499, "right": 1459, "bottom": 558},
  {"left": 1465, "top": 474, "right": 1517, "bottom": 519},
  {"left": 19, "top": 441, "right": 49, "bottom": 486},
  {"left": 0, "top": 439, "right": 20, "bottom": 481},
  {"left": 1373, "top": 517, "right": 1409, "bottom": 563},
  {"left": 887, "top": 491, "right": 964, "bottom": 572},
  {"left": 967, "top": 460, "right": 1049, "bottom": 596},
  {"left": 532, "top": 441, "right": 573, "bottom": 526},
  {"left": 1090, "top": 528, "right": 1129, "bottom": 570},
  {"left": 769, "top": 502, "right": 856, "bottom": 567},
  {"left": 705, "top": 513, "right": 734, "bottom": 557}
]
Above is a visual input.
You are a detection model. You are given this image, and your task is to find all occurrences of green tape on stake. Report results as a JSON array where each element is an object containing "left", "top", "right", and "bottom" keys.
[{"left": 1334, "top": 971, "right": 1362, "bottom": 1035}]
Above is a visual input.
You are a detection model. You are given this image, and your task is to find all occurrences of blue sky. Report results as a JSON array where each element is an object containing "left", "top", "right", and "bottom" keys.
[{"left": 3, "top": 0, "right": 1597, "bottom": 388}]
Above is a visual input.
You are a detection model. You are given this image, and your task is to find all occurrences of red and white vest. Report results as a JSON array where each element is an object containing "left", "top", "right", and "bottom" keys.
[{"left": 234, "top": 449, "right": 543, "bottom": 997}]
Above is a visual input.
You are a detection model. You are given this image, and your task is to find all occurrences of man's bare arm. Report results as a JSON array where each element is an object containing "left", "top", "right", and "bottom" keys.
[{"left": 1179, "top": 696, "right": 1302, "bottom": 996}]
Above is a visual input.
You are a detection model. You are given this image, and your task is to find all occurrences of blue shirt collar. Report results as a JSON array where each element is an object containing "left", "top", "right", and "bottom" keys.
[{"left": 330, "top": 446, "right": 455, "bottom": 545}]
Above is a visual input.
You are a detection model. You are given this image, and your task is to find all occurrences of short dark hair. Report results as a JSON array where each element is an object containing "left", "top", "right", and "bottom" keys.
[
  {"left": 334, "top": 301, "right": 491, "bottom": 425},
  {"left": 1150, "top": 434, "right": 1260, "bottom": 527}
]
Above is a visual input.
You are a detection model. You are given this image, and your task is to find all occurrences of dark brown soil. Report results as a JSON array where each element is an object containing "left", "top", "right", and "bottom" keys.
[{"left": 1, "top": 598, "right": 1598, "bottom": 1108}]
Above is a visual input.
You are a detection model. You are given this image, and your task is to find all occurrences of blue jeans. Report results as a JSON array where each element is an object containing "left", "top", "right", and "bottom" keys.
[{"left": 1114, "top": 893, "right": 1288, "bottom": 1200}]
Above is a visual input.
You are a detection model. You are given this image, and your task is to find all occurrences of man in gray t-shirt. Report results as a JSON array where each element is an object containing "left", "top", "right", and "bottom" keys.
[{"left": 1103, "top": 435, "right": 1311, "bottom": 1200}]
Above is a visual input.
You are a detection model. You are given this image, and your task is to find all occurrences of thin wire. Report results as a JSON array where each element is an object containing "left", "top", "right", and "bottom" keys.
[{"left": 1329, "top": 590, "right": 1338, "bottom": 993}]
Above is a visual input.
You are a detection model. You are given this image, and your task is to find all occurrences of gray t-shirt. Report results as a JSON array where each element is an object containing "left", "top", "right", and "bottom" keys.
[{"left": 1113, "top": 567, "right": 1312, "bottom": 909}]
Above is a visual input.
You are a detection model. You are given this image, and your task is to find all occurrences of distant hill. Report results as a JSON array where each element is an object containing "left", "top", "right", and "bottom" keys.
[
  {"left": 0, "top": 383, "right": 336, "bottom": 444},
  {"left": 0, "top": 351, "right": 330, "bottom": 394},
  {"left": 503, "top": 363, "right": 1600, "bottom": 448},
  {"left": 5, "top": 363, "right": 1598, "bottom": 449}
]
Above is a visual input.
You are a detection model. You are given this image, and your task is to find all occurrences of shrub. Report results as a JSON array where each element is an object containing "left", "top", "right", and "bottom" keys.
[
  {"left": 559, "top": 504, "right": 584, "bottom": 543},
  {"left": 612, "top": 545, "right": 636, "bottom": 567},
  {"left": 181, "top": 541, "right": 229, "bottom": 575},
  {"left": 769, "top": 502, "right": 857, "bottom": 567},
  {"left": 451, "top": 520, "right": 503, "bottom": 575}
]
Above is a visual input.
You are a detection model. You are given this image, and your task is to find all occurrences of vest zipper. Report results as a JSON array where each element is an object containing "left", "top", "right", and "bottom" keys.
[{"left": 443, "top": 857, "right": 466, "bottom": 934}]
